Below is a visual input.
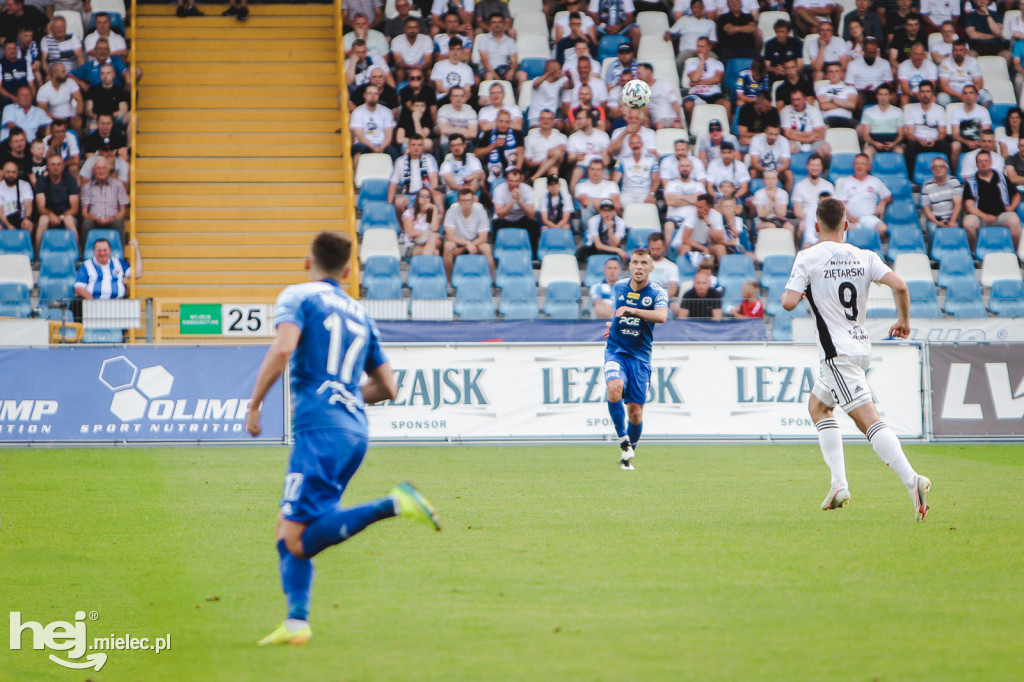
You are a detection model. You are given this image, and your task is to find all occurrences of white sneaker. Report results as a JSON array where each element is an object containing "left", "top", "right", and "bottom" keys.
[
  {"left": 911, "top": 475, "right": 931, "bottom": 521},
  {"left": 821, "top": 487, "right": 851, "bottom": 510},
  {"left": 619, "top": 458, "right": 635, "bottom": 470},
  {"left": 619, "top": 440, "right": 635, "bottom": 470}
]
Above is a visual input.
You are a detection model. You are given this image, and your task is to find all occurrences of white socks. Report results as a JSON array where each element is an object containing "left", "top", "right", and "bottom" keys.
[
  {"left": 815, "top": 418, "right": 848, "bottom": 490},
  {"left": 284, "top": 618, "right": 308, "bottom": 632},
  {"left": 866, "top": 421, "right": 917, "bottom": 490}
]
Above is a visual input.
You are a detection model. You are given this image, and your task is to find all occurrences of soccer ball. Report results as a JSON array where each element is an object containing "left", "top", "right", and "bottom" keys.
[{"left": 620, "top": 79, "right": 651, "bottom": 110}]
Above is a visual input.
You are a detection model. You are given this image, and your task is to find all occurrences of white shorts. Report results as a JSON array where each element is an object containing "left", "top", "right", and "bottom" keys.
[
  {"left": 853, "top": 214, "right": 883, "bottom": 231},
  {"left": 812, "top": 355, "right": 875, "bottom": 411}
]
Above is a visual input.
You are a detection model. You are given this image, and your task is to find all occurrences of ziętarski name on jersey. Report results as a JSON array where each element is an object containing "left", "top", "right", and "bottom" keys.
[
  {"left": 823, "top": 267, "right": 866, "bottom": 279},
  {"left": 822, "top": 253, "right": 866, "bottom": 280}
]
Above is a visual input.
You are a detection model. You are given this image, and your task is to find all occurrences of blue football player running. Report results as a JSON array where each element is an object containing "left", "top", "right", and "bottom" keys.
[
  {"left": 602, "top": 248, "right": 669, "bottom": 470},
  {"left": 246, "top": 231, "right": 440, "bottom": 647}
]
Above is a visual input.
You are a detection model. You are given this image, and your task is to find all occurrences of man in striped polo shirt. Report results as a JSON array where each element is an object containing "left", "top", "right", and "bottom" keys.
[{"left": 73, "top": 237, "right": 143, "bottom": 300}]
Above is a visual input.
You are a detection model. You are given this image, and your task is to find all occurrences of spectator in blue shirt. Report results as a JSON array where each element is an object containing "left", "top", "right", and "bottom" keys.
[
  {"left": 71, "top": 39, "right": 139, "bottom": 91},
  {"left": 74, "top": 237, "right": 144, "bottom": 300},
  {"left": 1, "top": 86, "right": 49, "bottom": 142}
]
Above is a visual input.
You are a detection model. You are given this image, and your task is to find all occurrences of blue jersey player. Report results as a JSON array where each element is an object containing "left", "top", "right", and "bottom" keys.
[
  {"left": 246, "top": 231, "right": 441, "bottom": 647},
  {"left": 602, "top": 248, "right": 669, "bottom": 470}
]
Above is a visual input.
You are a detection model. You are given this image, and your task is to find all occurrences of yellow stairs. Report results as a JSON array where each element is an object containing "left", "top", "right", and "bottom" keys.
[{"left": 133, "top": 3, "right": 350, "bottom": 319}]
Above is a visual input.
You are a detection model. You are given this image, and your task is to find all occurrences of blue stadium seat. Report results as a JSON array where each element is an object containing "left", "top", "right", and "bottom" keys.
[
  {"left": 675, "top": 254, "right": 697, "bottom": 283},
  {"left": 0, "top": 229, "right": 32, "bottom": 259},
  {"left": 913, "top": 152, "right": 948, "bottom": 186},
  {"left": 37, "top": 274, "right": 75, "bottom": 320},
  {"left": 866, "top": 303, "right": 898, "bottom": 318},
  {"left": 494, "top": 228, "right": 531, "bottom": 262},
  {"left": 886, "top": 226, "right": 927, "bottom": 262},
  {"left": 931, "top": 228, "right": 971, "bottom": 265},
  {"left": 537, "top": 228, "right": 575, "bottom": 260},
  {"left": 748, "top": 177, "right": 765, "bottom": 197},
  {"left": 909, "top": 278, "right": 937, "bottom": 315},
  {"left": 885, "top": 201, "right": 919, "bottom": 231},
  {"left": 724, "top": 58, "right": 753, "bottom": 105},
  {"left": 39, "top": 228, "right": 78, "bottom": 261},
  {"left": 872, "top": 152, "right": 908, "bottom": 179},
  {"left": 89, "top": 11, "right": 124, "bottom": 33},
  {"left": 498, "top": 276, "right": 539, "bottom": 319},
  {"left": 989, "top": 103, "right": 1016, "bottom": 130},
  {"left": 359, "top": 201, "right": 401, "bottom": 233},
  {"left": 760, "top": 254, "right": 794, "bottom": 292},
  {"left": 358, "top": 178, "right": 390, "bottom": 211},
  {"left": 881, "top": 175, "right": 913, "bottom": 203},
  {"left": 495, "top": 250, "right": 532, "bottom": 289},
  {"left": 975, "top": 227, "right": 1015, "bottom": 261},
  {"left": 718, "top": 254, "right": 756, "bottom": 281},
  {"left": 584, "top": 254, "right": 619, "bottom": 287},
  {"left": 846, "top": 227, "right": 883, "bottom": 259},
  {"left": 83, "top": 229, "right": 123, "bottom": 260},
  {"left": 454, "top": 277, "right": 495, "bottom": 319},
  {"left": 943, "top": 279, "right": 987, "bottom": 318},
  {"left": 519, "top": 57, "right": 547, "bottom": 80},
  {"left": 452, "top": 253, "right": 492, "bottom": 291},
  {"left": 597, "top": 34, "right": 630, "bottom": 62},
  {"left": 543, "top": 281, "right": 581, "bottom": 319},
  {"left": 790, "top": 152, "right": 812, "bottom": 185},
  {"left": 936, "top": 250, "right": 976, "bottom": 289},
  {"left": 989, "top": 280, "right": 1024, "bottom": 317},
  {"left": 769, "top": 306, "right": 808, "bottom": 341},
  {"left": 40, "top": 252, "right": 77, "bottom": 278},
  {"left": 0, "top": 282, "right": 31, "bottom": 318},
  {"left": 763, "top": 281, "right": 790, "bottom": 316},
  {"left": 362, "top": 255, "right": 402, "bottom": 299},
  {"left": 625, "top": 227, "right": 659, "bottom": 253},
  {"left": 828, "top": 153, "right": 857, "bottom": 181},
  {"left": 407, "top": 255, "right": 447, "bottom": 298}
]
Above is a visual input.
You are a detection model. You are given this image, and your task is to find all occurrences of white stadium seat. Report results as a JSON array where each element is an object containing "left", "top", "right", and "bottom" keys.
[
  {"left": 518, "top": 82, "right": 531, "bottom": 111},
  {"left": 538, "top": 254, "right": 581, "bottom": 287},
  {"left": 508, "top": 0, "right": 543, "bottom": 15},
  {"left": 359, "top": 228, "right": 401, "bottom": 263},
  {"left": 894, "top": 253, "right": 935, "bottom": 282},
  {"left": 927, "top": 31, "right": 944, "bottom": 52},
  {"left": 385, "top": 0, "right": 422, "bottom": 18},
  {"left": 980, "top": 253, "right": 1023, "bottom": 287},
  {"left": 754, "top": 228, "right": 796, "bottom": 262},
  {"left": 91, "top": 0, "right": 127, "bottom": 17},
  {"left": 649, "top": 59, "right": 681, "bottom": 99},
  {"left": 771, "top": 79, "right": 783, "bottom": 105},
  {"left": 637, "top": 11, "right": 669, "bottom": 34},
  {"left": 478, "top": 79, "right": 515, "bottom": 107},
  {"left": 867, "top": 282, "right": 896, "bottom": 312},
  {"left": 600, "top": 57, "right": 618, "bottom": 83},
  {"left": 945, "top": 102, "right": 964, "bottom": 129},
  {"left": 1003, "top": 10, "right": 1021, "bottom": 40},
  {"left": 353, "top": 153, "right": 393, "bottom": 189},
  {"left": 682, "top": 57, "right": 700, "bottom": 91},
  {"left": 516, "top": 34, "right": 550, "bottom": 61},
  {"left": 687, "top": 103, "right": 728, "bottom": 141},
  {"left": 637, "top": 36, "right": 674, "bottom": 63},
  {"left": 512, "top": 11, "right": 548, "bottom": 39},
  {"left": 978, "top": 56, "right": 1011, "bottom": 84},
  {"left": 985, "top": 80, "right": 1014, "bottom": 105},
  {"left": 758, "top": 11, "right": 789, "bottom": 38},
  {"left": 623, "top": 203, "right": 661, "bottom": 230},
  {"left": 825, "top": 126, "right": 860, "bottom": 154},
  {"left": 655, "top": 127, "right": 688, "bottom": 156},
  {"left": 0, "top": 254, "right": 32, "bottom": 288}
]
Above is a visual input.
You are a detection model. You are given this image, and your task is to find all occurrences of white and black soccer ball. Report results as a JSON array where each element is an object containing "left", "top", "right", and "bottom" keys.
[{"left": 620, "top": 79, "right": 651, "bottom": 110}]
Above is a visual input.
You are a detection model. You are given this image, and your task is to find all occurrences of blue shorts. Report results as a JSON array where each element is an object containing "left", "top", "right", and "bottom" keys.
[
  {"left": 603, "top": 351, "right": 651, "bottom": 405},
  {"left": 281, "top": 428, "right": 368, "bottom": 523}
]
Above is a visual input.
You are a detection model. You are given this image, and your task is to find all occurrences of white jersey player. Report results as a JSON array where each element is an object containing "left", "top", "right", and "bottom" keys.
[{"left": 781, "top": 197, "right": 932, "bottom": 521}]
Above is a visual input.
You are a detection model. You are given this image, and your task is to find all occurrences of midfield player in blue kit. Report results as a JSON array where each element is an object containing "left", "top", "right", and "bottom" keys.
[
  {"left": 246, "top": 231, "right": 441, "bottom": 647},
  {"left": 602, "top": 248, "right": 669, "bottom": 470}
]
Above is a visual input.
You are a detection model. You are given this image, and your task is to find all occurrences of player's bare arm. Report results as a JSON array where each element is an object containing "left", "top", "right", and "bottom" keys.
[
  {"left": 780, "top": 288, "right": 804, "bottom": 311},
  {"left": 246, "top": 322, "right": 301, "bottom": 437},
  {"left": 362, "top": 361, "right": 399, "bottom": 405},
  {"left": 879, "top": 271, "right": 911, "bottom": 338}
]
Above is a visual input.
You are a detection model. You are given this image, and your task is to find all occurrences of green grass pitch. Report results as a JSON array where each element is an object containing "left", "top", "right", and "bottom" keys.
[{"left": 2, "top": 443, "right": 1022, "bottom": 681}]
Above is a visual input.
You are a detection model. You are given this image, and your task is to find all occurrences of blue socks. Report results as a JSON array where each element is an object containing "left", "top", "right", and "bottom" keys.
[
  {"left": 607, "top": 399, "right": 627, "bottom": 438},
  {"left": 627, "top": 420, "right": 642, "bottom": 447},
  {"left": 277, "top": 539, "right": 313, "bottom": 621},
  {"left": 300, "top": 498, "right": 397, "bottom": 558}
]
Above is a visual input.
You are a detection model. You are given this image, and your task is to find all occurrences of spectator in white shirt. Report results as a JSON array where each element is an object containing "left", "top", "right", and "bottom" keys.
[
  {"left": 430, "top": 39, "right": 477, "bottom": 105},
  {"left": 676, "top": 193, "right": 727, "bottom": 265},
  {"left": 430, "top": 0, "right": 473, "bottom": 36},
  {"left": 590, "top": 257, "right": 622, "bottom": 318},
  {"left": 682, "top": 37, "right": 727, "bottom": 126},
  {"left": 815, "top": 62, "right": 858, "bottom": 129},
  {"left": 606, "top": 108, "right": 657, "bottom": 162},
  {"left": 557, "top": 16, "right": 599, "bottom": 67},
  {"left": 492, "top": 168, "right": 539, "bottom": 255},
  {"left": 528, "top": 60, "right": 569, "bottom": 129},
  {"left": 791, "top": 154, "right": 836, "bottom": 246},
  {"left": 567, "top": 110, "right": 611, "bottom": 191},
  {"left": 780, "top": 90, "right": 831, "bottom": 164},
  {"left": 958, "top": 129, "right": 1004, "bottom": 179},
  {"left": 554, "top": 2, "right": 598, "bottom": 46},
  {"left": 575, "top": 159, "right": 621, "bottom": 225},
  {"left": 561, "top": 58, "right": 609, "bottom": 114},
  {"left": 647, "top": 233, "right": 680, "bottom": 298},
  {"left": 665, "top": 0, "right": 718, "bottom": 66},
  {"left": 478, "top": 81, "right": 523, "bottom": 132},
  {"left": 436, "top": 86, "right": 478, "bottom": 149},
  {"left": 751, "top": 169, "right": 794, "bottom": 235},
  {"left": 578, "top": 199, "right": 628, "bottom": 263},
  {"left": 387, "top": 135, "right": 441, "bottom": 215},
  {"left": 433, "top": 11, "right": 472, "bottom": 58},
  {"left": 805, "top": 21, "right": 850, "bottom": 81},
  {"left": 836, "top": 153, "right": 892, "bottom": 236},
  {"left": 844, "top": 37, "right": 893, "bottom": 106},
  {"left": 938, "top": 39, "right": 988, "bottom": 106},
  {"left": 539, "top": 174, "right": 574, "bottom": 232},
  {"left": 523, "top": 109, "right": 567, "bottom": 182},
  {"left": 903, "top": 79, "right": 950, "bottom": 175},
  {"left": 793, "top": 0, "right": 840, "bottom": 36},
  {"left": 443, "top": 188, "right": 494, "bottom": 280},
  {"left": 931, "top": 20, "right": 958, "bottom": 63},
  {"left": 660, "top": 139, "right": 707, "bottom": 183},
  {"left": 612, "top": 133, "right": 660, "bottom": 206},
  {"left": 749, "top": 124, "right": 793, "bottom": 189},
  {"left": 662, "top": 157, "right": 706, "bottom": 247},
  {"left": 390, "top": 16, "right": 435, "bottom": 84},
  {"left": 897, "top": 41, "right": 938, "bottom": 106},
  {"left": 349, "top": 85, "right": 398, "bottom": 163},
  {"left": 637, "top": 62, "right": 683, "bottom": 130},
  {"left": 476, "top": 13, "right": 525, "bottom": 88},
  {"left": 84, "top": 13, "right": 126, "bottom": 58},
  {"left": 344, "top": 13, "right": 391, "bottom": 59},
  {"left": 705, "top": 141, "right": 750, "bottom": 199},
  {"left": 439, "top": 133, "right": 485, "bottom": 204},
  {"left": 921, "top": 0, "right": 960, "bottom": 34},
  {"left": 858, "top": 82, "right": 905, "bottom": 159}
]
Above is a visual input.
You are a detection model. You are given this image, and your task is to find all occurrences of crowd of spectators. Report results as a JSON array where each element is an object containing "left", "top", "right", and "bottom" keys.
[{"left": 346, "top": 0, "right": 1024, "bottom": 317}]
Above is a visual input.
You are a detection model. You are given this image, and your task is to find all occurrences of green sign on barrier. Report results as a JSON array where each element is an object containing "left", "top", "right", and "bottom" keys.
[{"left": 179, "top": 304, "right": 222, "bottom": 335}]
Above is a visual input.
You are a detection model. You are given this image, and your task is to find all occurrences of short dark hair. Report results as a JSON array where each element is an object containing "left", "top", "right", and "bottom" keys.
[
  {"left": 458, "top": 187, "right": 474, "bottom": 197},
  {"left": 448, "top": 132, "right": 465, "bottom": 144},
  {"left": 905, "top": 12, "right": 921, "bottom": 22},
  {"left": 697, "top": 193, "right": 715, "bottom": 205},
  {"left": 631, "top": 247, "right": 652, "bottom": 260},
  {"left": 404, "top": 15, "right": 420, "bottom": 25},
  {"left": 807, "top": 154, "right": 823, "bottom": 166},
  {"left": 547, "top": 174, "right": 560, "bottom": 185},
  {"left": 918, "top": 79, "right": 934, "bottom": 91},
  {"left": 8, "top": 126, "right": 24, "bottom": 139},
  {"left": 488, "top": 11, "right": 504, "bottom": 22},
  {"left": 311, "top": 231, "right": 352, "bottom": 273},
  {"left": 94, "top": 238, "right": 111, "bottom": 249},
  {"left": 647, "top": 232, "right": 665, "bottom": 246},
  {"left": 51, "top": 119, "right": 68, "bottom": 129},
  {"left": 95, "top": 11, "right": 110, "bottom": 20},
  {"left": 774, "top": 19, "right": 790, "bottom": 30},
  {"left": 816, "top": 197, "right": 847, "bottom": 232},
  {"left": 953, "top": 38, "right": 967, "bottom": 47},
  {"left": 876, "top": 82, "right": 892, "bottom": 94},
  {"left": 443, "top": 10, "right": 458, "bottom": 20},
  {"left": 977, "top": 150, "right": 991, "bottom": 160}
]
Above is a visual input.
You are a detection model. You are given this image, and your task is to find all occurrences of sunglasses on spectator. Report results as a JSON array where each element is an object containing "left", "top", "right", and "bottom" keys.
[{"left": 409, "top": 76, "right": 423, "bottom": 80}]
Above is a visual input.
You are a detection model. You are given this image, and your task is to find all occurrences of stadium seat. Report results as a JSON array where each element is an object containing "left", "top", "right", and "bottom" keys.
[
  {"left": 453, "top": 277, "right": 495, "bottom": 320},
  {"left": 989, "top": 103, "right": 1015, "bottom": 130},
  {"left": 359, "top": 201, "right": 401, "bottom": 233},
  {"left": 1004, "top": 10, "right": 1022, "bottom": 40},
  {"left": 655, "top": 128, "right": 688, "bottom": 157},
  {"left": 357, "top": 178, "right": 390, "bottom": 212},
  {"left": 359, "top": 228, "right": 401, "bottom": 263},
  {"left": 913, "top": 152, "right": 948, "bottom": 186},
  {"left": 39, "top": 228, "right": 78, "bottom": 261},
  {"left": 532, "top": 177, "right": 571, "bottom": 211},
  {"left": 936, "top": 250, "right": 976, "bottom": 289},
  {"left": 638, "top": 36, "right": 674, "bottom": 63},
  {"left": 498, "top": 275, "right": 539, "bottom": 319},
  {"left": 625, "top": 227, "right": 659, "bottom": 253},
  {"left": 83, "top": 229, "right": 123, "bottom": 260},
  {"left": 353, "top": 154, "right": 393, "bottom": 189},
  {"left": 537, "top": 228, "right": 576, "bottom": 260},
  {"left": 495, "top": 250, "right": 533, "bottom": 289},
  {"left": 543, "top": 281, "right": 581, "bottom": 319},
  {"left": 943, "top": 279, "right": 987, "bottom": 318},
  {"left": 0, "top": 229, "right": 32, "bottom": 260},
  {"left": 581, "top": 254, "right": 615, "bottom": 287},
  {"left": 56, "top": 10, "right": 84, "bottom": 39},
  {"left": 407, "top": 254, "right": 446, "bottom": 294},
  {"left": 825, "top": 128, "right": 860, "bottom": 155},
  {"left": 754, "top": 228, "right": 796, "bottom": 262},
  {"left": 623, "top": 203, "right": 661, "bottom": 231},
  {"left": 0, "top": 253, "right": 32, "bottom": 288},
  {"left": 757, "top": 11, "right": 789, "bottom": 38},
  {"left": 908, "top": 280, "right": 943, "bottom": 317},
  {"left": 760, "top": 254, "right": 794, "bottom": 292},
  {"left": 517, "top": 33, "right": 550, "bottom": 60},
  {"left": 769, "top": 306, "right": 808, "bottom": 342},
  {"left": 989, "top": 280, "right": 1024, "bottom": 317},
  {"left": 597, "top": 34, "right": 630, "bottom": 62},
  {"left": 789, "top": 152, "right": 812, "bottom": 185},
  {"left": 452, "top": 254, "right": 492, "bottom": 291},
  {"left": 37, "top": 274, "right": 75, "bottom": 320},
  {"left": 885, "top": 201, "right": 920, "bottom": 232},
  {"left": 978, "top": 55, "right": 1010, "bottom": 83},
  {"left": 541, "top": 254, "right": 583, "bottom": 287},
  {"left": 507, "top": 0, "right": 542, "bottom": 14},
  {"left": 828, "top": 153, "right": 857, "bottom": 181},
  {"left": 975, "top": 227, "right": 1015, "bottom": 261},
  {"left": 872, "top": 152, "right": 908, "bottom": 180},
  {"left": 636, "top": 11, "right": 669, "bottom": 34},
  {"left": 512, "top": 11, "right": 547, "bottom": 39},
  {"left": 477, "top": 80, "right": 515, "bottom": 106},
  {"left": 519, "top": 57, "right": 547, "bottom": 80},
  {"left": 980, "top": 253, "right": 1023, "bottom": 287},
  {"left": 886, "top": 226, "right": 927, "bottom": 262},
  {"left": 650, "top": 59, "right": 682, "bottom": 99},
  {"left": 866, "top": 282, "right": 898, "bottom": 318},
  {"left": 930, "top": 228, "right": 971, "bottom": 264},
  {"left": 718, "top": 254, "right": 756, "bottom": 282},
  {"left": 0, "top": 282, "right": 31, "bottom": 317},
  {"left": 494, "top": 228, "right": 531, "bottom": 262},
  {"left": 686, "top": 104, "right": 728, "bottom": 141},
  {"left": 723, "top": 59, "right": 753, "bottom": 105},
  {"left": 362, "top": 255, "right": 402, "bottom": 299},
  {"left": 894, "top": 253, "right": 934, "bottom": 282},
  {"left": 40, "top": 252, "right": 76, "bottom": 279},
  {"left": 676, "top": 254, "right": 697, "bottom": 282},
  {"left": 881, "top": 175, "right": 913, "bottom": 203}
]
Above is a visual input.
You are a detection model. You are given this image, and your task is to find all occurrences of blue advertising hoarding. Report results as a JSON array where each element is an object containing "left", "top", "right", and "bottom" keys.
[{"left": 0, "top": 346, "right": 284, "bottom": 443}]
